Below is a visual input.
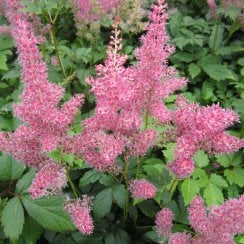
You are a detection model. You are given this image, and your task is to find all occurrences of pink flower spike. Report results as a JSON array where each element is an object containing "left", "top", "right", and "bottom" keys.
[
  {"left": 169, "top": 158, "right": 195, "bottom": 179},
  {"left": 129, "top": 179, "right": 157, "bottom": 200},
  {"left": 64, "top": 196, "right": 94, "bottom": 235},
  {"left": 169, "top": 233, "right": 192, "bottom": 244},
  {"left": 155, "top": 208, "right": 173, "bottom": 238},
  {"left": 28, "top": 162, "right": 67, "bottom": 199}
]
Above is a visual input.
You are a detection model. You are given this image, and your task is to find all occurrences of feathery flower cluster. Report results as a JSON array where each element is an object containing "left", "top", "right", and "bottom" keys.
[
  {"left": 134, "top": 0, "right": 188, "bottom": 123},
  {"left": 129, "top": 179, "right": 157, "bottom": 200},
  {"left": 0, "top": 0, "right": 84, "bottom": 166},
  {"left": 189, "top": 195, "right": 244, "bottom": 244},
  {"left": 155, "top": 208, "right": 173, "bottom": 237},
  {"left": 155, "top": 195, "right": 244, "bottom": 244},
  {"left": 207, "top": 0, "right": 217, "bottom": 18},
  {"left": 64, "top": 196, "right": 94, "bottom": 235},
  {"left": 28, "top": 162, "right": 67, "bottom": 199},
  {"left": 73, "top": 0, "right": 121, "bottom": 22},
  {"left": 169, "top": 95, "right": 243, "bottom": 178},
  {"left": 64, "top": 0, "right": 186, "bottom": 171}
]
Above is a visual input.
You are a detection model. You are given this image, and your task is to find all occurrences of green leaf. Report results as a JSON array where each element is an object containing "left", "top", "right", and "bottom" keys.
[
  {"left": 215, "top": 154, "right": 231, "bottom": 167},
  {"left": 162, "top": 143, "right": 175, "bottom": 162},
  {"left": 237, "top": 57, "right": 244, "bottom": 66},
  {"left": 193, "top": 150, "right": 209, "bottom": 168},
  {"left": 22, "top": 216, "right": 42, "bottom": 243},
  {"left": 224, "top": 167, "right": 244, "bottom": 187},
  {"left": 209, "top": 173, "right": 228, "bottom": 188},
  {"left": 0, "top": 54, "right": 8, "bottom": 71},
  {"left": 15, "top": 168, "right": 35, "bottom": 194},
  {"left": 0, "top": 153, "right": 25, "bottom": 181},
  {"left": 228, "top": 184, "right": 239, "bottom": 199},
  {"left": 99, "top": 174, "right": 116, "bottom": 186},
  {"left": 21, "top": 196, "right": 75, "bottom": 232},
  {"left": 1, "top": 197, "right": 24, "bottom": 241},
  {"left": 63, "top": 153, "right": 74, "bottom": 166},
  {"left": 201, "top": 64, "right": 234, "bottom": 81},
  {"left": 104, "top": 233, "right": 116, "bottom": 244},
  {"left": 203, "top": 183, "right": 224, "bottom": 206},
  {"left": 115, "top": 229, "right": 130, "bottom": 244},
  {"left": 137, "top": 200, "right": 158, "bottom": 217},
  {"left": 180, "top": 179, "right": 200, "bottom": 205},
  {"left": 192, "top": 168, "right": 208, "bottom": 188},
  {"left": 172, "top": 52, "right": 195, "bottom": 63},
  {"left": 216, "top": 46, "right": 243, "bottom": 56},
  {"left": 79, "top": 170, "right": 101, "bottom": 187},
  {"left": 209, "top": 25, "right": 224, "bottom": 51},
  {"left": 93, "top": 188, "right": 113, "bottom": 219},
  {"left": 188, "top": 63, "right": 201, "bottom": 79},
  {"left": 112, "top": 185, "right": 128, "bottom": 209}
]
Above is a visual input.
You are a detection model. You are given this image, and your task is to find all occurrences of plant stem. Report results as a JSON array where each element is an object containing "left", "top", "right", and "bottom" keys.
[
  {"left": 66, "top": 167, "right": 79, "bottom": 198},
  {"left": 168, "top": 178, "right": 178, "bottom": 195},
  {"left": 135, "top": 156, "right": 141, "bottom": 179},
  {"left": 50, "top": 27, "right": 67, "bottom": 78}
]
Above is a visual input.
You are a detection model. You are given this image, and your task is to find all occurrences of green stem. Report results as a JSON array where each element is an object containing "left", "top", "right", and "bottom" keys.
[
  {"left": 66, "top": 167, "right": 79, "bottom": 199},
  {"left": 135, "top": 156, "right": 141, "bottom": 179},
  {"left": 50, "top": 28, "right": 67, "bottom": 78},
  {"left": 168, "top": 178, "right": 178, "bottom": 195}
]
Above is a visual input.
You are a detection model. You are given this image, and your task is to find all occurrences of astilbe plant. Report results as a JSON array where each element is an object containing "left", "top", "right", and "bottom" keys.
[
  {"left": 0, "top": 0, "right": 243, "bottom": 239},
  {"left": 155, "top": 195, "right": 244, "bottom": 244}
]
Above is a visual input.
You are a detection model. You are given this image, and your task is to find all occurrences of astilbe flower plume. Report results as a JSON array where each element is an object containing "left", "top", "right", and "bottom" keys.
[
  {"left": 129, "top": 179, "right": 157, "bottom": 200},
  {"left": 134, "top": 0, "right": 188, "bottom": 123},
  {"left": 64, "top": 196, "right": 94, "bottom": 235},
  {"left": 188, "top": 195, "right": 244, "bottom": 244},
  {"left": 0, "top": 0, "right": 84, "bottom": 166},
  {"left": 28, "top": 162, "right": 67, "bottom": 199},
  {"left": 155, "top": 195, "right": 244, "bottom": 243},
  {"left": 155, "top": 208, "right": 173, "bottom": 237},
  {"left": 169, "top": 95, "right": 243, "bottom": 178}
]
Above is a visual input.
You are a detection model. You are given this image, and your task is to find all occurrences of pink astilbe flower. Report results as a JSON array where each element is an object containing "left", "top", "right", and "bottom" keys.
[
  {"left": 207, "top": 0, "right": 217, "bottom": 18},
  {"left": 64, "top": 196, "right": 94, "bottom": 235},
  {"left": 0, "top": 0, "right": 84, "bottom": 165},
  {"left": 188, "top": 195, "right": 244, "bottom": 244},
  {"left": 169, "top": 233, "right": 192, "bottom": 244},
  {"left": 129, "top": 179, "right": 157, "bottom": 200},
  {"left": 168, "top": 157, "right": 195, "bottom": 179},
  {"left": 28, "top": 162, "right": 67, "bottom": 199},
  {"left": 169, "top": 95, "right": 243, "bottom": 178},
  {"left": 134, "top": 0, "right": 188, "bottom": 123},
  {"left": 73, "top": 0, "right": 121, "bottom": 21},
  {"left": 155, "top": 208, "right": 173, "bottom": 237}
]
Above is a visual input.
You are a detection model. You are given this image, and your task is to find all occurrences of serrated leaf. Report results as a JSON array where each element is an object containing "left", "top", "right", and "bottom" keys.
[
  {"left": 192, "top": 168, "right": 209, "bottom": 188},
  {"left": 188, "top": 63, "right": 201, "bottom": 79},
  {"left": 93, "top": 188, "right": 112, "bottom": 219},
  {"left": 15, "top": 168, "right": 35, "bottom": 194},
  {"left": 172, "top": 52, "right": 195, "bottom": 63},
  {"left": 137, "top": 200, "right": 158, "bottom": 217},
  {"left": 203, "top": 183, "right": 224, "bottom": 206},
  {"left": 0, "top": 54, "right": 8, "bottom": 71},
  {"left": 210, "top": 173, "right": 228, "bottom": 188},
  {"left": 237, "top": 57, "right": 244, "bottom": 66},
  {"left": 224, "top": 167, "right": 244, "bottom": 187},
  {"left": 215, "top": 154, "right": 231, "bottom": 167},
  {"left": 79, "top": 170, "right": 101, "bottom": 187},
  {"left": 22, "top": 216, "right": 42, "bottom": 243},
  {"left": 180, "top": 179, "right": 200, "bottom": 205},
  {"left": 104, "top": 233, "right": 116, "bottom": 244},
  {"left": 162, "top": 143, "right": 175, "bottom": 162},
  {"left": 201, "top": 64, "right": 234, "bottom": 81},
  {"left": 112, "top": 185, "right": 128, "bottom": 209},
  {"left": 193, "top": 150, "right": 209, "bottom": 168},
  {"left": 115, "top": 229, "right": 130, "bottom": 244},
  {"left": 99, "top": 174, "right": 116, "bottom": 186},
  {"left": 217, "top": 46, "right": 243, "bottom": 55},
  {"left": 63, "top": 153, "right": 74, "bottom": 166},
  {"left": 1, "top": 197, "right": 24, "bottom": 240},
  {"left": 209, "top": 25, "right": 224, "bottom": 51},
  {"left": 21, "top": 196, "right": 75, "bottom": 231},
  {"left": 0, "top": 153, "right": 25, "bottom": 181}
]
